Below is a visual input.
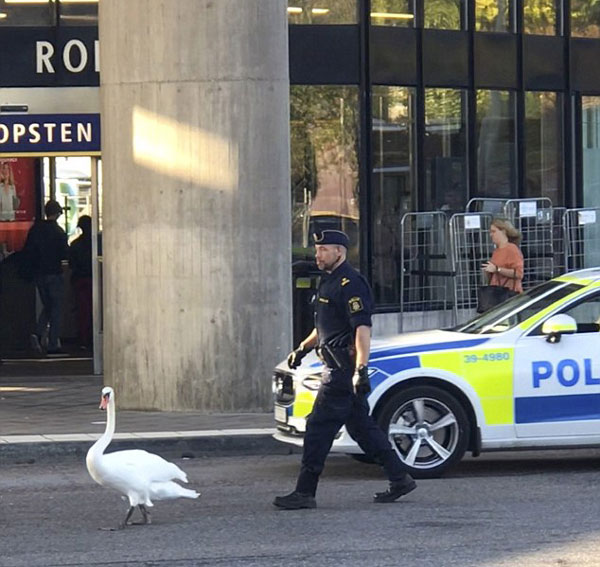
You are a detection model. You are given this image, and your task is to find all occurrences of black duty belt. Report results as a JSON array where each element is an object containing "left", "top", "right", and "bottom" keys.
[{"left": 316, "top": 344, "right": 356, "bottom": 371}]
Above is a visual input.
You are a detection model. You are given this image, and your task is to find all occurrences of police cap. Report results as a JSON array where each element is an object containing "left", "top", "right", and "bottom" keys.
[{"left": 313, "top": 229, "right": 349, "bottom": 248}]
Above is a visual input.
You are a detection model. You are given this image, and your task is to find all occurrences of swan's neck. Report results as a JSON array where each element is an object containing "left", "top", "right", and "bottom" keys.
[{"left": 94, "top": 399, "right": 115, "bottom": 455}]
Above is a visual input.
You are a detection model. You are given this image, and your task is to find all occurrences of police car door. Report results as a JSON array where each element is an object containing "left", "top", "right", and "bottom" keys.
[{"left": 513, "top": 291, "right": 600, "bottom": 438}]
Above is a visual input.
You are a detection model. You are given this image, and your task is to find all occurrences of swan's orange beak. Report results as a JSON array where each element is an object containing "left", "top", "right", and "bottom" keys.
[{"left": 99, "top": 393, "right": 109, "bottom": 410}]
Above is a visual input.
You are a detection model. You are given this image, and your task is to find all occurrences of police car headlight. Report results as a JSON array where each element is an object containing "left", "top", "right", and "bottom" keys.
[{"left": 302, "top": 375, "right": 322, "bottom": 391}]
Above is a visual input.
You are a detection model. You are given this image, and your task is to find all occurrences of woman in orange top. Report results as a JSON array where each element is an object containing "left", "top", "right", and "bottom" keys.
[{"left": 482, "top": 218, "right": 524, "bottom": 293}]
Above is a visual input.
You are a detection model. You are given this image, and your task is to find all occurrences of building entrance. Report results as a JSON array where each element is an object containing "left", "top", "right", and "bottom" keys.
[{"left": 0, "top": 144, "right": 102, "bottom": 373}]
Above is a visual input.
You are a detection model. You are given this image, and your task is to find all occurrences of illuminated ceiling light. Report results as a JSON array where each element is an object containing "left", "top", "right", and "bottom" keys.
[
  {"left": 0, "top": 12, "right": 7, "bottom": 18},
  {"left": 287, "top": 6, "right": 302, "bottom": 14},
  {"left": 4, "top": 0, "right": 50, "bottom": 4},
  {"left": 311, "top": 8, "right": 330, "bottom": 15},
  {"left": 370, "top": 11, "right": 415, "bottom": 20},
  {"left": 61, "top": 0, "right": 99, "bottom": 3}
]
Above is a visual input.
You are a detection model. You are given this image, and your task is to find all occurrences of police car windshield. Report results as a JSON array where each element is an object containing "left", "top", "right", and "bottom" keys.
[{"left": 455, "top": 281, "right": 584, "bottom": 334}]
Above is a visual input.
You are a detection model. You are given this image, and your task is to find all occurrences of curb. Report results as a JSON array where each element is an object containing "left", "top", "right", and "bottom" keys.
[{"left": 0, "top": 433, "right": 299, "bottom": 465}]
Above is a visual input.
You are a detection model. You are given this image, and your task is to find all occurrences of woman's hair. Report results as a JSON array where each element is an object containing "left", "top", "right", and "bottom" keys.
[{"left": 492, "top": 218, "right": 521, "bottom": 244}]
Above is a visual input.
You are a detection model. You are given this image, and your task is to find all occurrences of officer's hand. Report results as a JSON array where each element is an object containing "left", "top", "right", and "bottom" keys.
[
  {"left": 354, "top": 364, "right": 371, "bottom": 396},
  {"left": 287, "top": 346, "right": 308, "bottom": 369}
]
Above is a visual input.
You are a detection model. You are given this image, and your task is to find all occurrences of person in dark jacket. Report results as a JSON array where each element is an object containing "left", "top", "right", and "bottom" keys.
[
  {"left": 69, "top": 215, "right": 93, "bottom": 350},
  {"left": 24, "top": 200, "right": 69, "bottom": 356}
]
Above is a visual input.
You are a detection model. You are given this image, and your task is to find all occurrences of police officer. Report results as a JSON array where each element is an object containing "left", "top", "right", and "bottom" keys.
[{"left": 273, "top": 230, "right": 416, "bottom": 510}]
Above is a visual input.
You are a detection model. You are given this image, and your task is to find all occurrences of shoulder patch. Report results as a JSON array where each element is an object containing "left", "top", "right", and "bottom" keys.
[
  {"left": 341, "top": 277, "right": 351, "bottom": 287},
  {"left": 348, "top": 296, "right": 364, "bottom": 313}
]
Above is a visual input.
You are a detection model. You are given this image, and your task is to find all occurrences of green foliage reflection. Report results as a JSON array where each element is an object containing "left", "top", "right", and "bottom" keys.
[
  {"left": 571, "top": 0, "right": 600, "bottom": 38},
  {"left": 523, "top": 0, "right": 557, "bottom": 35},
  {"left": 290, "top": 86, "right": 360, "bottom": 262},
  {"left": 425, "top": 0, "right": 462, "bottom": 30}
]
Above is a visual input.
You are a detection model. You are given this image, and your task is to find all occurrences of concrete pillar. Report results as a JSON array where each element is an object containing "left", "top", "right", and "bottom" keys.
[{"left": 99, "top": 0, "right": 291, "bottom": 410}]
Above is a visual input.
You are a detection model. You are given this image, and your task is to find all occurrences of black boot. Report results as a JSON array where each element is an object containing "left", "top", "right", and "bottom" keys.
[
  {"left": 373, "top": 475, "right": 417, "bottom": 503},
  {"left": 273, "top": 490, "right": 317, "bottom": 510}
]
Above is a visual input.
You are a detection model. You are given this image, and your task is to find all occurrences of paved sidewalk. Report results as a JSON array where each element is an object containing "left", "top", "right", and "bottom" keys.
[{"left": 0, "top": 359, "right": 288, "bottom": 463}]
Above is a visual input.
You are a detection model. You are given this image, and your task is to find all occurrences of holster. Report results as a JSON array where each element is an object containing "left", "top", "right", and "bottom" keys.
[{"left": 317, "top": 344, "right": 356, "bottom": 371}]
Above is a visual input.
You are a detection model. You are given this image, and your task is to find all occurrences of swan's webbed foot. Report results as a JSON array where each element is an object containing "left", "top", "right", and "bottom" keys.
[
  {"left": 131, "top": 504, "right": 152, "bottom": 525},
  {"left": 140, "top": 504, "right": 152, "bottom": 525},
  {"left": 98, "top": 505, "right": 136, "bottom": 530}
]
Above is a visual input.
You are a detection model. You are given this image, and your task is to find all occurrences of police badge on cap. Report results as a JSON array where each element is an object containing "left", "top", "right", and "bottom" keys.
[{"left": 313, "top": 230, "right": 350, "bottom": 248}]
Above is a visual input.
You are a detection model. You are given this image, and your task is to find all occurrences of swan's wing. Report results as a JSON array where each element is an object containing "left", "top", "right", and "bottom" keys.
[{"left": 103, "top": 449, "right": 188, "bottom": 483}]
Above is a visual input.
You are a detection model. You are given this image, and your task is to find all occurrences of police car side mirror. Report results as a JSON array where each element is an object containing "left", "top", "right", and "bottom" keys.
[{"left": 541, "top": 314, "right": 577, "bottom": 343}]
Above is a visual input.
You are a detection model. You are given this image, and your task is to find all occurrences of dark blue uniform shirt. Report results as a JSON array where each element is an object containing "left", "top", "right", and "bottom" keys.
[{"left": 315, "top": 260, "right": 373, "bottom": 348}]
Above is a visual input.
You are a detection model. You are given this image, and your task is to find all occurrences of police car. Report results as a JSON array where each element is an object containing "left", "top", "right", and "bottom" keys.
[{"left": 273, "top": 268, "right": 600, "bottom": 478}]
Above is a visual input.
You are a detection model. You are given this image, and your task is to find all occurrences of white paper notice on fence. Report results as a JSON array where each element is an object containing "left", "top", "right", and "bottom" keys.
[
  {"left": 519, "top": 201, "right": 537, "bottom": 217},
  {"left": 464, "top": 215, "right": 481, "bottom": 230},
  {"left": 578, "top": 210, "right": 596, "bottom": 225}
]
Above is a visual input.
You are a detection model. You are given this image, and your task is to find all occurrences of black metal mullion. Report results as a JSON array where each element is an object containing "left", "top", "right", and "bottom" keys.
[
  {"left": 563, "top": 0, "right": 578, "bottom": 208},
  {"left": 415, "top": 0, "right": 425, "bottom": 211},
  {"left": 359, "top": 0, "right": 373, "bottom": 279},
  {"left": 516, "top": 0, "right": 525, "bottom": 199},
  {"left": 467, "top": 0, "right": 477, "bottom": 200},
  {"left": 55, "top": 0, "right": 61, "bottom": 28}
]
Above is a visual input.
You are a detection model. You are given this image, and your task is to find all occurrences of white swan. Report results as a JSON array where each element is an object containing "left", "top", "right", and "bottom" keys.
[{"left": 86, "top": 386, "right": 200, "bottom": 529}]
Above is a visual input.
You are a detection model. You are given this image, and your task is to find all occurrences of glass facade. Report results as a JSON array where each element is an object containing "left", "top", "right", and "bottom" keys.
[
  {"left": 475, "top": 0, "right": 513, "bottom": 32},
  {"left": 0, "top": 0, "right": 55, "bottom": 26},
  {"left": 59, "top": 0, "right": 98, "bottom": 27},
  {"left": 0, "top": 0, "right": 597, "bottom": 314},
  {"left": 475, "top": 90, "right": 516, "bottom": 198},
  {"left": 0, "top": 0, "right": 97, "bottom": 26},
  {"left": 582, "top": 97, "right": 600, "bottom": 209},
  {"left": 371, "top": 86, "right": 416, "bottom": 304},
  {"left": 524, "top": 91, "right": 563, "bottom": 205},
  {"left": 425, "top": 88, "right": 467, "bottom": 213},
  {"left": 424, "top": 0, "right": 464, "bottom": 29},
  {"left": 287, "top": 0, "right": 357, "bottom": 24},
  {"left": 523, "top": 0, "right": 558, "bottom": 35},
  {"left": 571, "top": 0, "right": 600, "bottom": 38},
  {"left": 290, "top": 85, "right": 360, "bottom": 266},
  {"left": 370, "top": 0, "right": 415, "bottom": 27}
]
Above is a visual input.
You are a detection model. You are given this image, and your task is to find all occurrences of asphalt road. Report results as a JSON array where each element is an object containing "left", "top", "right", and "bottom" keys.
[{"left": 2, "top": 449, "right": 600, "bottom": 566}]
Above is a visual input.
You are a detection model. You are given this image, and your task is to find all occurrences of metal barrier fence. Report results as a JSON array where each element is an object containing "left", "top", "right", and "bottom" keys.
[
  {"left": 564, "top": 208, "right": 600, "bottom": 271},
  {"left": 449, "top": 212, "right": 494, "bottom": 317},
  {"left": 395, "top": 201, "right": 600, "bottom": 330},
  {"left": 399, "top": 212, "right": 453, "bottom": 331},
  {"left": 552, "top": 206, "right": 566, "bottom": 276},
  {"left": 504, "top": 198, "right": 554, "bottom": 288}
]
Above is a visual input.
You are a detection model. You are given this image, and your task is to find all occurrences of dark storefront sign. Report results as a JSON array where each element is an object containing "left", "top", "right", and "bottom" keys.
[
  {"left": 0, "top": 113, "right": 100, "bottom": 156},
  {"left": 0, "top": 27, "right": 98, "bottom": 87}
]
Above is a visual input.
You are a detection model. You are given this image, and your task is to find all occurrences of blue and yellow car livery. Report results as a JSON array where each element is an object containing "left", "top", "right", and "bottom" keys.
[{"left": 273, "top": 268, "right": 600, "bottom": 478}]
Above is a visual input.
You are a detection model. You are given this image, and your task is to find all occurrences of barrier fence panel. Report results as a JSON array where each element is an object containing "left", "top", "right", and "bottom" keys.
[
  {"left": 564, "top": 208, "right": 600, "bottom": 271},
  {"left": 466, "top": 198, "right": 507, "bottom": 215},
  {"left": 399, "top": 212, "right": 453, "bottom": 331},
  {"left": 449, "top": 212, "right": 494, "bottom": 318},
  {"left": 504, "top": 198, "right": 554, "bottom": 289},
  {"left": 552, "top": 207, "right": 566, "bottom": 276}
]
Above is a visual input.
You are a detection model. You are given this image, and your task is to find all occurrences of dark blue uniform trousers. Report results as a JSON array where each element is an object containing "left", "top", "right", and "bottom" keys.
[{"left": 296, "top": 367, "right": 407, "bottom": 496}]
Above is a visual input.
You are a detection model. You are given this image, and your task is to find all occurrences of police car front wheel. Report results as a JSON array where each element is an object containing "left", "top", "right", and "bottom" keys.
[{"left": 377, "top": 385, "right": 470, "bottom": 479}]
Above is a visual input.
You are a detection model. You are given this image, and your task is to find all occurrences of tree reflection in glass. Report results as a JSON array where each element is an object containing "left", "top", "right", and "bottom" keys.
[
  {"left": 571, "top": 0, "right": 600, "bottom": 38},
  {"left": 371, "top": 86, "right": 416, "bottom": 304},
  {"left": 425, "top": 89, "right": 467, "bottom": 214},
  {"left": 523, "top": 0, "right": 558, "bottom": 36},
  {"left": 524, "top": 92, "right": 563, "bottom": 206},
  {"left": 476, "top": 90, "right": 516, "bottom": 198},
  {"left": 290, "top": 86, "right": 360, "bottom": 266},
  {"left": 475, "top": 0, "right": 513, "bottom": 32},
  {"left": 424, "top": 0, "right": 464, "bottom": 30}
]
